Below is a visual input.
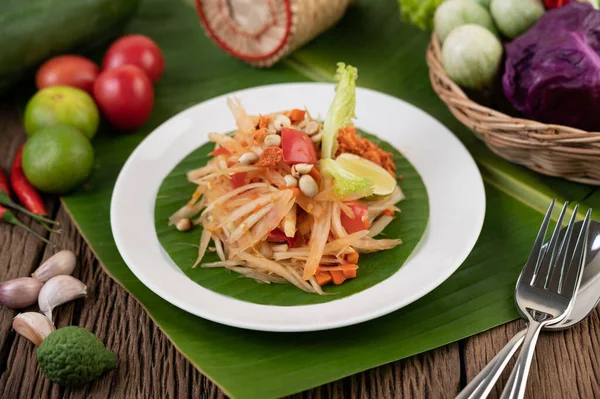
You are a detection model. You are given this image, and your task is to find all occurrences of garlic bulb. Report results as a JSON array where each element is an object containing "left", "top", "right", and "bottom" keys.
[
  {"left": 32, "top": 250, "right": 76, "bottom": 282},
  {"left": 13, "top": 312, "right": 55, "bottom": 346},
  {"left": 0, "top": 277, "right": 44, "bottom": 309},
  {"left": 38, "top": 275, "right": 87, "bottom": 322}
]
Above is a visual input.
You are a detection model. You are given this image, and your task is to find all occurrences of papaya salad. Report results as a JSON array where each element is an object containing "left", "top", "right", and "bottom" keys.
[{"left": 169, "top": 63, "right": 405, "bottom": 294}]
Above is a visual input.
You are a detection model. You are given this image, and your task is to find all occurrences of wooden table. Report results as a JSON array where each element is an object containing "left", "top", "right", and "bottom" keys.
[{"left": 0, "top": 101, "right": 598, "bottom": 399}]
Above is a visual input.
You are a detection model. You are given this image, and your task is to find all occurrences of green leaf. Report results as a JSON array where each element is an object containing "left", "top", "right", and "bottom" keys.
[
  {"left": 397, "top": 0, "right": 445, "bottom": 30},
  {"left": 319, "top": 159, "right": 373, "bottom": 197},
  {"left": 54, "top": 0, "right": 599, "bottom": 398},
  {"left": 154, "top": 130, "right": 427, "bottom": 305},
  {"left": 321, "top": 63, "right": 357, "bottom": 159}
]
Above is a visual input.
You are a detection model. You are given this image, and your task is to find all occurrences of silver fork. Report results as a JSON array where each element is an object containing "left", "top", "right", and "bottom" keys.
[{"left": 499, "top": 200, "right": 591, "bottom": 399}]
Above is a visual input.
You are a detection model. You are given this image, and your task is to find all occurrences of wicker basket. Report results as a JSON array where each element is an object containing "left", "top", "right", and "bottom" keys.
[
  {"left": 195, "top": 0, "right": 352, "bottom": 67},
  {"left": 426, "top": 34, "right": 600, "bottom": 186}
]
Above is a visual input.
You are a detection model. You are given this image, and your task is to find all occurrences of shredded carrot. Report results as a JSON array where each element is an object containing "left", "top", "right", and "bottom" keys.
[
  {"left": 317, "top": 264, "right": 358, "bottom": 280},
  {"left": 253, "top": 128, "right": 269, "bottom": 143},
  {"left": 211, "top": 147, "right": 231, "bottom": 157},
  {"left": 382, "top": 208, "right": 395, "bottom": 216},
  {"left": 297, "top": 212, "right": 312, "bottom": 236},
  {"left": 308, "top": 167, "right": 321, "bottom": 183},
  {"left": 290, "top": 109, "right": 306, "bottom": 122},
  {"left": 258, "top": 114, "right": 270, "bottom": 129},
  {"left": 318, "top": 263, "right": 358, "bottom": 271},
  {"left": 346, "top": 251, "right": 359, "bottom": 264},
  {"left": 330, "top": 270, "right": 346, "bottom": 285},
  {"left": 336, "top": 126, "right": 396, "bottom": 176},
  {"left": 343, "top": 269, "right": 357, "bottom": 279},
  {"left": 187, "top": 190, "right": 202, "bottom": 206},
  {"left": 296, "top": 193, "right": 323, "bottom": 217},
  {"left": 256, "top": 147, "right": 283, "bottom": 167},
  {"left": 289, "top": 188, "right": 300, "bottom": 197},
  {"left": 315, "top": 271, "right": 332, "bottom": 286}
]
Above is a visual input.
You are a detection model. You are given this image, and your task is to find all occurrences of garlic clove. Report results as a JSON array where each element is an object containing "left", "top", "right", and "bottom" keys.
[
  {"left": 38, "top": 275, "right": 87, "bottom": 322},
  {"left": 0, "top": 277, "right": 44, "bottom": 309},
  {"left": 32, "top": 250, "right": 76, "bottom": 283},
  {"left": 13, "top": 312, "right": 55, "bottom": 346}
]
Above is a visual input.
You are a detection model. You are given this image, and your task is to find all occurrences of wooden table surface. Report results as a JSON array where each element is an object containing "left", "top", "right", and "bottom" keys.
[{"left": 0, "top": 100, "right": 599, "bottom": 399}]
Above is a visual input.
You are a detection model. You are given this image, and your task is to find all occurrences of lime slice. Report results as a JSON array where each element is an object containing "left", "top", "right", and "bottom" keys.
[{"left": 335, "top": 153, "right": 397, "bottom": 196}]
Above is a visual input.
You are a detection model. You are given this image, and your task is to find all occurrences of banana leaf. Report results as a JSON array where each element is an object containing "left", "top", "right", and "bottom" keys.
[
  {"left": 155, "top": 132, "right": 428, "bottom": 305},
  {"left": 58, "top": 0, "right": 598, "bottom": 398}
]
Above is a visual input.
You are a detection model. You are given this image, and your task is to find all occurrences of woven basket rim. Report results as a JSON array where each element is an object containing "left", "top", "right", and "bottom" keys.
[
  {"left": 427, "top": 33, "right": 600, "bottom": 136},
  {"left": 426, "top": 32, "right": 600, "bottom": 185}
]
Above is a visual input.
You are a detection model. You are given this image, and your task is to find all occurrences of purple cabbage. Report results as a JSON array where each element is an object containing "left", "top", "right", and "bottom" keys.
[{"left": 503, "top": 2, "right": 600, "bottom": 131}]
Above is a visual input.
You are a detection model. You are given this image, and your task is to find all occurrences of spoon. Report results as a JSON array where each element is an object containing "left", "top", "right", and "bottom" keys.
[{"left": 457, "top": 220, "right": 600, "bottom": 399}]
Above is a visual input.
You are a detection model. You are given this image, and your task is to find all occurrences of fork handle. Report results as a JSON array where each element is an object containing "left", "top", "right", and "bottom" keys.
[
  {"left": 500, "top": 320, "right": 545, "bottom": 399},
  {"left": 456, "top": 329, "right": 526, "bottom": 399}
]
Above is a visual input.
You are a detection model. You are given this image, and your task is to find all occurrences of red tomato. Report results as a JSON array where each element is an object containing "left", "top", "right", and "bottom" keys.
[
  {"left": 93, "top": 65, "right": 154, "bottom": 131},
  {"left": 230, "top": 172, "right": 247, "bottom": 188},
  {"left": 281, "top": 128, "right": 318, "bottom": 165},
  {"left": 102, "top": 35, "right": 165, "bottom": 83},
  {"left": 36, "top": 55, "right": 99, "bottom": 94},
  {"left": 267, "top": 229, "right": 296, "bottom": 247},
  {"left": 340, "top": 201, "right": 370, "bottom": 234}
]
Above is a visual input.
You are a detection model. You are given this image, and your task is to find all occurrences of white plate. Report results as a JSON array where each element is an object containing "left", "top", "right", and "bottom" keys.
[{"left": 111, "top": 83, "right": 485, "bottom": 332}]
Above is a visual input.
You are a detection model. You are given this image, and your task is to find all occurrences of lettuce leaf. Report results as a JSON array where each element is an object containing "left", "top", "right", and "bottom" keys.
[
  {"left": 321, "top": 63, "right": 358, "bottom": 160},
  {"left": 320, "top": 159, "right": 374, "bottom": 198},
  {"left": 398, "top": 0, "right": 444, "bottom": 30}
]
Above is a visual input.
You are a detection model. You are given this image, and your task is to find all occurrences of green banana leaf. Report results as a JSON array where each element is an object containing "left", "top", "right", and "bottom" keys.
[
  {"left": 155, "top": 132, "right": 428, "bottom": 305},
  {"left": 58, "top": 0, "right": 599, "bottom": 398}
]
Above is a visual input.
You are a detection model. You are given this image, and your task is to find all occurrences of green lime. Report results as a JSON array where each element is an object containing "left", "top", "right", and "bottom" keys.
[
  {"left": 24, "top": 86, "right": 99, "bottom": 139},
  {"left": 336, "top": 153, "right": 397, "bottom": 196},
  {"left": 22, "top": 125, "right": 95, "bottom": 194}
]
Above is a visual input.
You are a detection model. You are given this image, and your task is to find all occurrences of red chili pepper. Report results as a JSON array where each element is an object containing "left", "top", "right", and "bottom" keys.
[
  {"left": 0, "top": 206, "right": 55, "bottom": 246},
  {"left": 11, "top": 146, "right": 47, "bottom": 216},
  {"left": 0, "top": 169, "right": 9, "bottom": 195}
]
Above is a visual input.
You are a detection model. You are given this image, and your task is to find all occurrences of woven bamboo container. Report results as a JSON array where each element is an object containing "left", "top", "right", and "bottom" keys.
[
  {"left": 426, "top": 34, "right": 600, "bottom": 185},
  {"left": 195, "top": 0, "right": 352, "bottom": 67}
]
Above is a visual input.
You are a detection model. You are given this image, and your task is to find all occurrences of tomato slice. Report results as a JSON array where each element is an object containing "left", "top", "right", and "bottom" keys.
[
  {"left": 230, "top": 172, "right": 247, "bottom": 188},
  {"left": 281, "top": 128, "right": 317, "bottom": 165},
  {"left": 267, "top": 229, "right": 296, "bottom": 247},
  {"left": 340, "top": 201, "right": 370, "bottom": 234}
]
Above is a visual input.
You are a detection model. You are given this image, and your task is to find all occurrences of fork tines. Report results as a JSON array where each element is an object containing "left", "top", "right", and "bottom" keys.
[{"left": 521, "top": 200, "right": 592, "bottom": 296}]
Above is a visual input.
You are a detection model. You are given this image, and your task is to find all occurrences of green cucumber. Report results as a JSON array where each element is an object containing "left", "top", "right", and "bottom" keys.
[{"left": 0, "top": 0, "right": 140, "bottom": 93}]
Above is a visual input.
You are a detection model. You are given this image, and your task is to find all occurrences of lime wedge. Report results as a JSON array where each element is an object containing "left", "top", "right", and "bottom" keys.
[{"left": 335, "top": 153, "right": 397, "bottom": 196}]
